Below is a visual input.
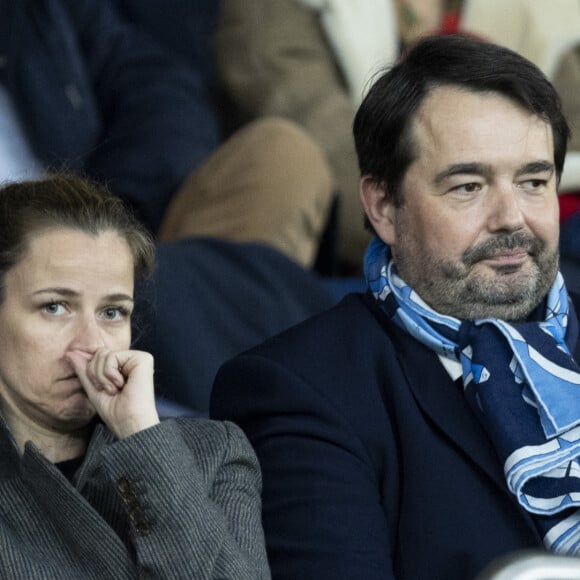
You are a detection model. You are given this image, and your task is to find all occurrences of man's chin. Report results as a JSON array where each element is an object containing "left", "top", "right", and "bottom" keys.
[{"left": 463, "top": 268, "right": 549, "bottom": 320}]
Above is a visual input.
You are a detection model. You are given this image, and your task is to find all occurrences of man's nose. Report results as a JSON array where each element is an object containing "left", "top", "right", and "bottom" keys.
[
  {"left": 68, "top": 315, "right": 106, "bottom": 354},
  {"left": 486, "top": 184, "right": 526, "bottom": 233}
]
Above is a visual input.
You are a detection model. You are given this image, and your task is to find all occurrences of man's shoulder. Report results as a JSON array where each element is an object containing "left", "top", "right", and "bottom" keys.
[
  {"left": 230, "top": 291, "right": 410, "bottom": 377},
  {"left": 245, "top": 292, "right": 380, "bottom": 355}
]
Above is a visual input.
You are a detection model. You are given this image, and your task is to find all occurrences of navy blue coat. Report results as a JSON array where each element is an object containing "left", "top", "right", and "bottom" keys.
[
  {"left": 135, "top": 239, "right": 335, "bottom": 413},
  {"left": 0, "top": 0, "right": 219, "bottom": 233},
  {"left": 211, "top": 292, "right": 580, "bottom": 579}
]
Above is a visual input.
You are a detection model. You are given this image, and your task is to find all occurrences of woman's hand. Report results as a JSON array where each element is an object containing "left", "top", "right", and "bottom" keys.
[{"left": 66, "top": 348, "right": 160, "bottom": 439}]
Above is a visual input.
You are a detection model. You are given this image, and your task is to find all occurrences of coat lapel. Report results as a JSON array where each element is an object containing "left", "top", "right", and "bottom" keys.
[
  {"left": 18, "top": 431, "right": 133, "bottom": 576},
  {"left": 397, "top": 333, "right": 506, "bottom": 484},
  {"left": 395, "top": 326, "right": 540, "bottom": 536},
  {"left": 368, "top": 302, "right": 542, "bottom": 534},
  {"left": 367, "top": 293, "right": 526, "bottom": 498}
]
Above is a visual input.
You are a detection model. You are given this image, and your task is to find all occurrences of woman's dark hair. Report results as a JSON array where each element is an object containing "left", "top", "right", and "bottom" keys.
[
  {"left": 354, "top": 34, "right": 570, "bottom": 214},
  {"left": 0, "top": 173, "right": 155, "bottom": 299}
]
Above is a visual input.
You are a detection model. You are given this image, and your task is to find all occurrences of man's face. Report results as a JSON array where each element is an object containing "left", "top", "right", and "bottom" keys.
[{"left": 380, "top": 86, "right": 560, "bottom": 321}]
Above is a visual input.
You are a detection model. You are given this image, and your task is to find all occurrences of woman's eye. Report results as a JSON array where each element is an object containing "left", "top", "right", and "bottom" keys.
[
  {"left": 102, "top": 307, "right": 130, "bottom": 321},
  {"left": 43, "top": 302, "right": 66, "bottom": 315}
]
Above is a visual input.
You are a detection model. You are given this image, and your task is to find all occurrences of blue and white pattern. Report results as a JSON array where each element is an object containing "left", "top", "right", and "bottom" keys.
[{"left": 364, "top": 236, "right": 580, "bottom": 554}]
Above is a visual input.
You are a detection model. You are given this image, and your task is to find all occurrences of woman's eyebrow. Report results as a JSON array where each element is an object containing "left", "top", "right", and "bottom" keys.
[
  {"left": 32, "top": 287, "right": 78, "bottom": 297},
  {"left": 32, "top": 288, "right": 133, "bottom": 303},
  {"left": 104, "top": 293, "right": 134, "bottom": 303}
]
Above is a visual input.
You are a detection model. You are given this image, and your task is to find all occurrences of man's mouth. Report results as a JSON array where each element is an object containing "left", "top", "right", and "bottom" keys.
[
  {"left": 481, "top": 249, "right": 529, "bottom": 263},
  {"left": 463, "top": 233, "right": 541, "bottom": 267}
]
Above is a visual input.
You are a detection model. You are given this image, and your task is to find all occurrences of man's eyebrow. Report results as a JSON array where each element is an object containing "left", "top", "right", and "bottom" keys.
[
  {"left": 434, "top": 163, "right": 492, "bottom": 186},
  {"left": 515, "top": 160, "right": 555, "bottom": 177},
  {"left": 32, "top": 288, "right": 134, "bottom": 302}
]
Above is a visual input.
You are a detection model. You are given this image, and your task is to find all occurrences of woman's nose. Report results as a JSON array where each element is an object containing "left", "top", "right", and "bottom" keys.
[{"left": 68, "top": 316, "right": 106, "bottom": 354}]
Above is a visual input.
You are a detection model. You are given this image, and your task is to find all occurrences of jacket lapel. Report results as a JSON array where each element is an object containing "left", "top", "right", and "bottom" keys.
[
  {"left": 392, "top": 324, "right": 541, "bottom": 533},
  {"left": 397, "top": 332, "right": 506, "bottom": 484},
  {"left": 366, "top": 291, "right": 526, "bottom": 497},
  {"left": 18, "top": 431, "right": 133, "bottom": 575}
]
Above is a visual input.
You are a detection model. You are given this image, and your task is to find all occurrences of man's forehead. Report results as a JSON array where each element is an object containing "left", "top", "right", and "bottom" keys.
[
  {"left": 410, "top": 85, "right": 554, "bottom": 163},
  {"left": 414, "top": 85, "right": 550, "bottom": 129}
]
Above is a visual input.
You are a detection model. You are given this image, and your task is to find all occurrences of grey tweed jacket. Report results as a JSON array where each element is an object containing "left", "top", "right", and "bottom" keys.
[{"left": 0, "top": 416, "right": 270, "bottom": 579}]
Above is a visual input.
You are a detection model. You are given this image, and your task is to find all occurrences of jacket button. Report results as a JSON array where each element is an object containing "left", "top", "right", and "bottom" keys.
[{"left": 116, "top": 477, "right": 131, "bottom": 496}]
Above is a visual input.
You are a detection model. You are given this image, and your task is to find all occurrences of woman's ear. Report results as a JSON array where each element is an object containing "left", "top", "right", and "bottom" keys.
[{"left": 359, "top": 176, "right": 396, "bottom": 245}]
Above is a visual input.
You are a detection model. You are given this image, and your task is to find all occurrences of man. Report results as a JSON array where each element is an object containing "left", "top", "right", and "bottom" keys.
[{"left": 211, "top": 35, "right": 580, "bottom": 578}]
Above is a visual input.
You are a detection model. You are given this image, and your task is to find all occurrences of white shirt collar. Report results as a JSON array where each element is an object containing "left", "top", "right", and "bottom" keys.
[{"left": 438, "top": 354, "right": 463, "bottom": 381}]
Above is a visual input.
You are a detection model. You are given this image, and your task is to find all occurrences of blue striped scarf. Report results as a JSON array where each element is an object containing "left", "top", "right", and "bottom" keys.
[{"left": 364, "top": 236, "right": 580, "bottom": 553}]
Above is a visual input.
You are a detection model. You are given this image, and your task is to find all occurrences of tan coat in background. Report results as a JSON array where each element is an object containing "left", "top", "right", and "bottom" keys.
[
  {"left": 216, "top": 0, "right": 371, "bottom": 270},
  {"left": 216, "top": 0, "right": 446, "bottom": 271}
]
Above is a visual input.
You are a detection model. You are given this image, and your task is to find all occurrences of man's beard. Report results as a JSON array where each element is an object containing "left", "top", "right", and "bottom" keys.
[{"left": 394, "top": 231, "right": 559, "bottom": 322}]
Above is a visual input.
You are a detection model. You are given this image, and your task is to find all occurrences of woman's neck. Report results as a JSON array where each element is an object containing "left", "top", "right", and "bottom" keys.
[{"left": 2, "top": 409, "right": 91, "bottom": 463}]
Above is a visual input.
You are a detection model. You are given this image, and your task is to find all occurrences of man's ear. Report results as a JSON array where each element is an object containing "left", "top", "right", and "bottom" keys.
[{"left": 359, "top": 176, "right": 396, "bottom": 245}]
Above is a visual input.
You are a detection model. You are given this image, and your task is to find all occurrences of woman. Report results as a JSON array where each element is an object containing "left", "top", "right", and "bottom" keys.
[{"left": 0, "top": 174, "right": 270, "bottom": 579}]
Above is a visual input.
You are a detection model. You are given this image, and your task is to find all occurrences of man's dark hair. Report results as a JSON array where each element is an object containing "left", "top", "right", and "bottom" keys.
[{"left": 353, "top": 35, "right": 570, "bottom": 214}]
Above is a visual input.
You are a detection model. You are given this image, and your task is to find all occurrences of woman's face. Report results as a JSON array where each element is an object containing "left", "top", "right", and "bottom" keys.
[{"left": 0, "top": 228, "right": 135, "bottom": 434}]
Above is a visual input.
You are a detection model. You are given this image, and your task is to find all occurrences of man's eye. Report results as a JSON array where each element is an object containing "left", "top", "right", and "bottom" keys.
[
  {"left": 522, "top": 179, "right": 547, "bottom": 189},
  {"left": 453, "top": 183, "right": 482, "bottom": 194}
]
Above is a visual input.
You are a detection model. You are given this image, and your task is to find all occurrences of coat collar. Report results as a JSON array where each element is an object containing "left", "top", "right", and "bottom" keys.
[
  {"left": 0, "top": 412, "right": 22, "bottom": 473},
  {"left": 0, "top": 411, "right": 113, "bottom": 485}
]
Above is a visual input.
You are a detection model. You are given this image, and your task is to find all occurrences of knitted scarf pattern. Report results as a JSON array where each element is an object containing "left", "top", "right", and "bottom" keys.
[{"left": 364, "top": 236, "right": 580, "bottom": 553}]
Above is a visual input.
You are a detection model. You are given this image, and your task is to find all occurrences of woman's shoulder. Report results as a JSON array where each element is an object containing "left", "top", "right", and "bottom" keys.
[{"left": 168, "top": 417, "right": 257, "bottom": 465}]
